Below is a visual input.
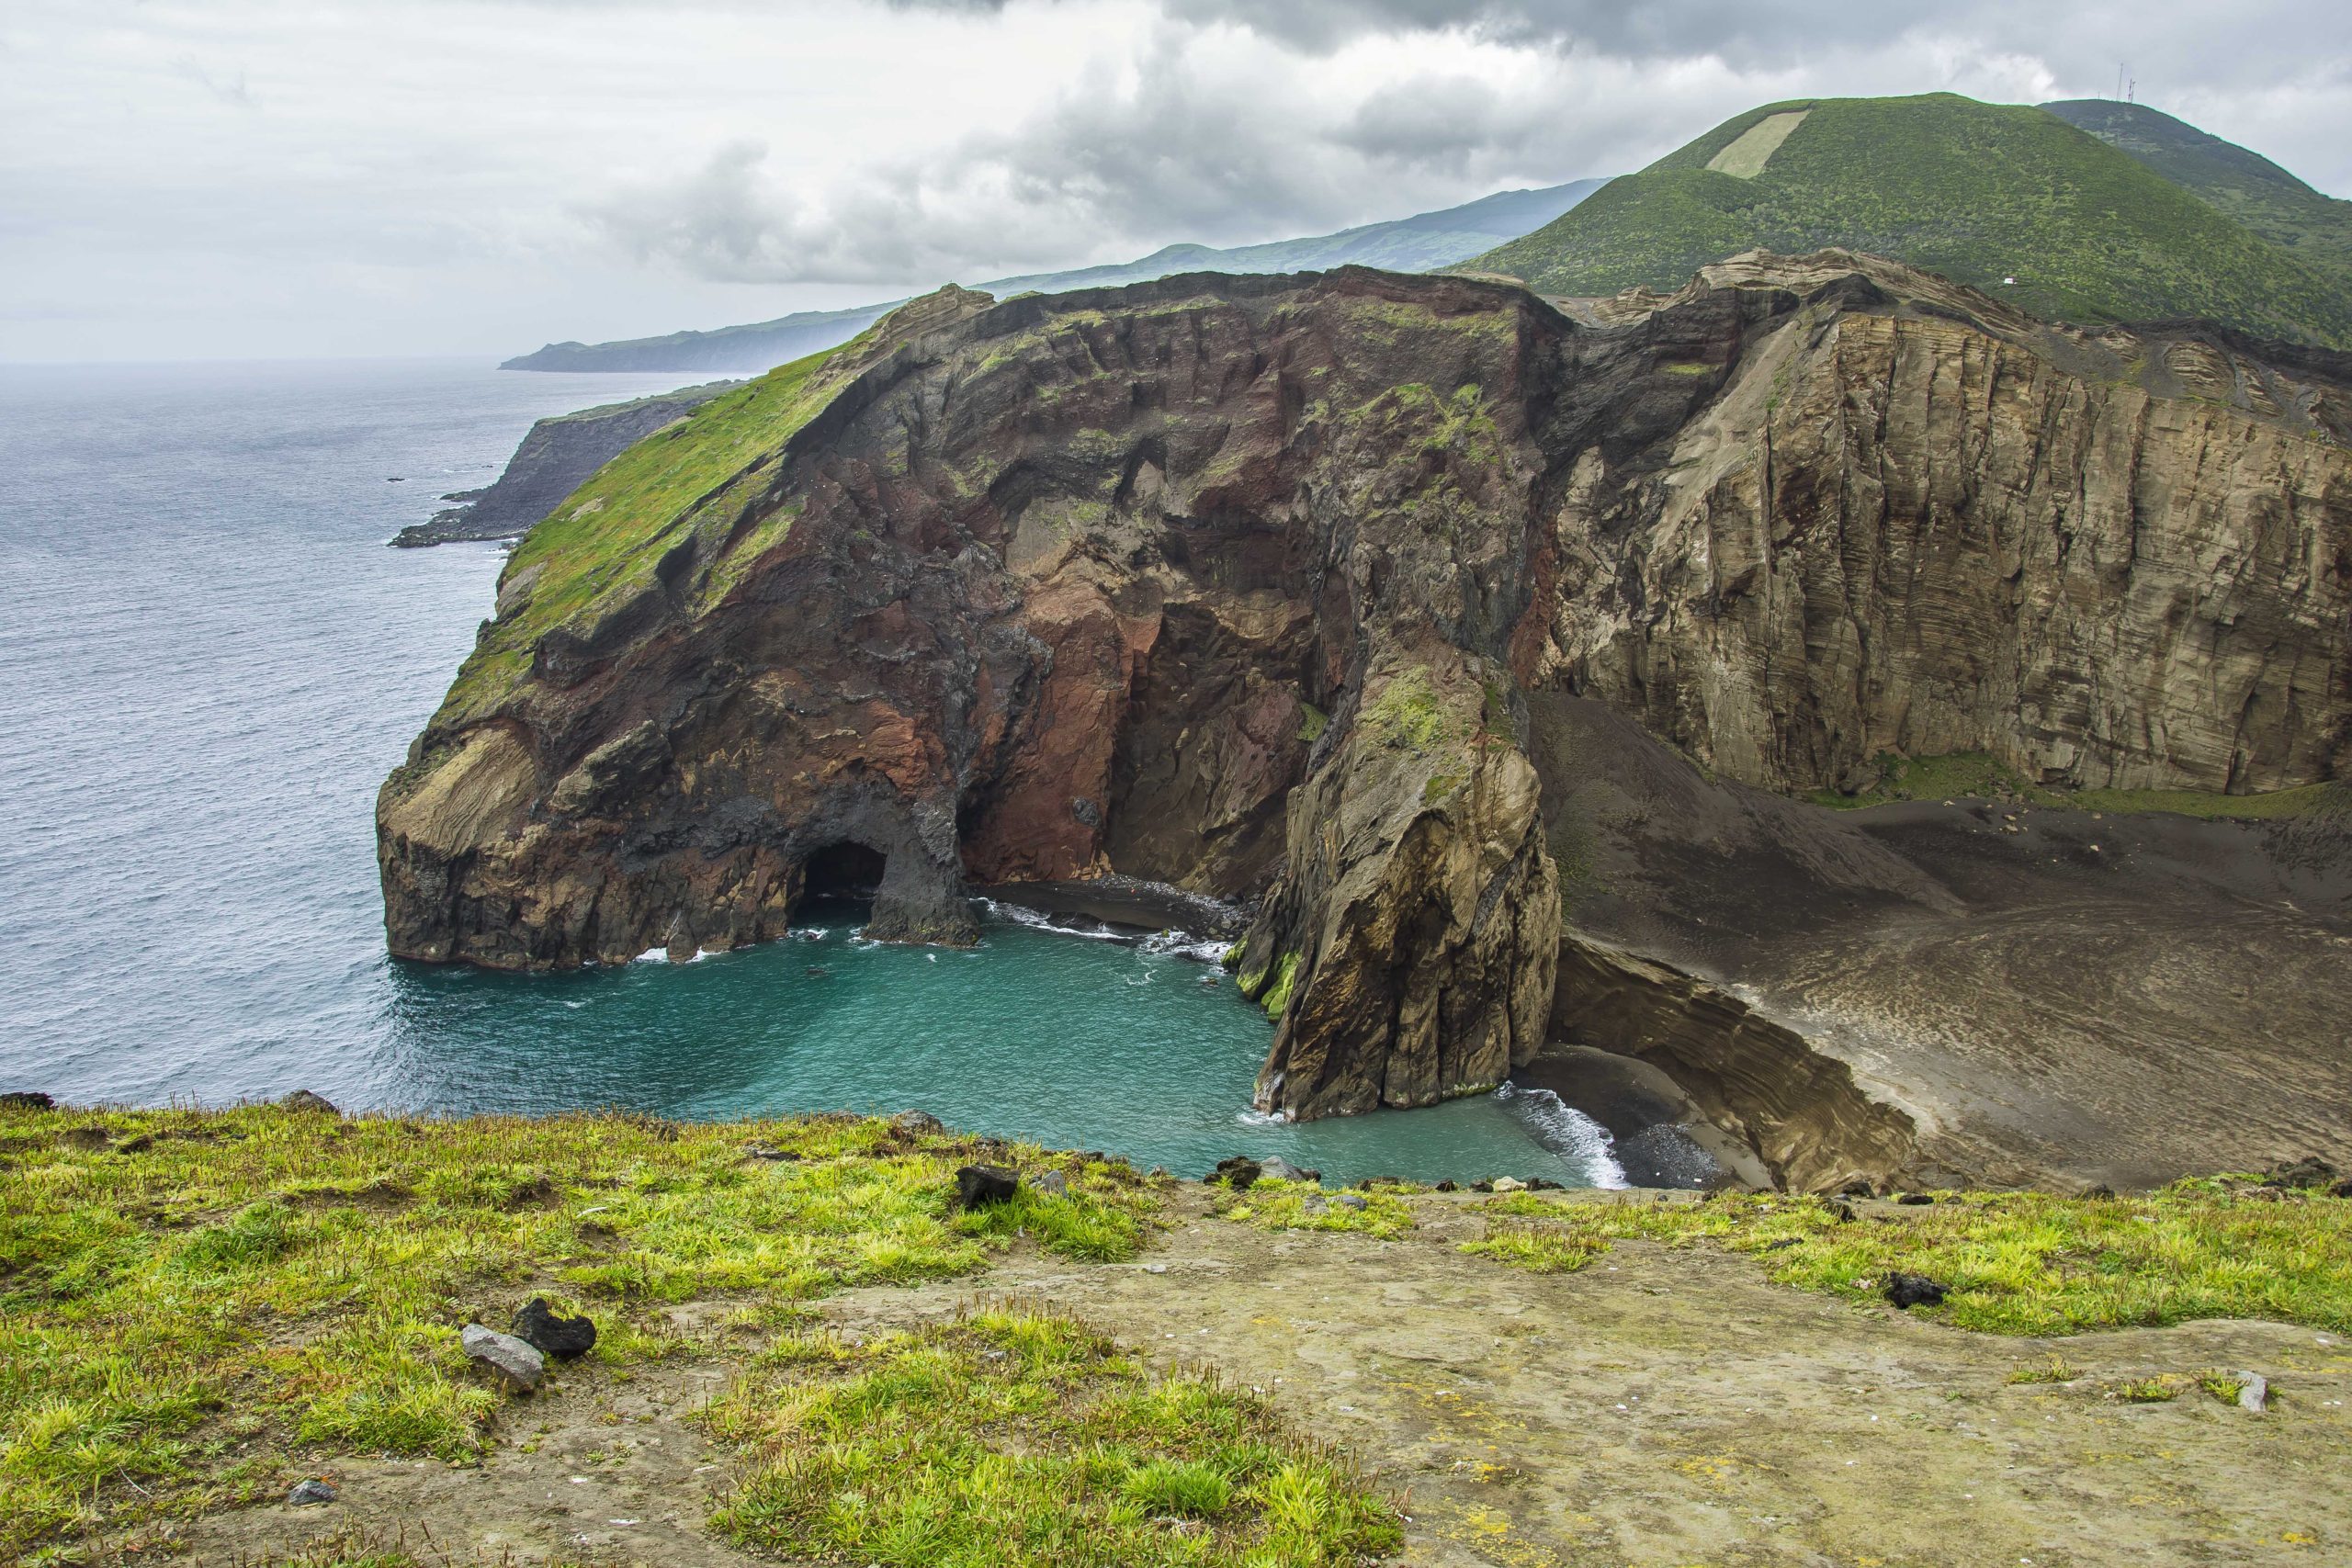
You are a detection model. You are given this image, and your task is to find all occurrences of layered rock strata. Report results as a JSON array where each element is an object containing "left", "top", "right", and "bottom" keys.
[{"left": 383, "top": 253, "right": 2352, "bottom": 1132}]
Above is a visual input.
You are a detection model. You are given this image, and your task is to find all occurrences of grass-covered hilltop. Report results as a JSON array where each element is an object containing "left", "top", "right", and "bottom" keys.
[
  {"left": 6, "top": 1097, "right": 2352, "bottom": 1564},
  {"left": 1471, "top": 92, "right": 2352, "bottom": 347}
]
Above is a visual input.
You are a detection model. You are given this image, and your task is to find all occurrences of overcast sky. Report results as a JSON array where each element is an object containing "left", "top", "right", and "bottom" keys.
[{"left": 6, "top": 0, "right": 2348, "bottom": 362}]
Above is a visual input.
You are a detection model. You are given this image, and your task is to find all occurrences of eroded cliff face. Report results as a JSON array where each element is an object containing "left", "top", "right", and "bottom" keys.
[
  {"left": 1527, "top": 253, "right": 2352, "bottom": 794},
  {"left": 381, "top": 253, "right": 2352, "bottom": 1129}
]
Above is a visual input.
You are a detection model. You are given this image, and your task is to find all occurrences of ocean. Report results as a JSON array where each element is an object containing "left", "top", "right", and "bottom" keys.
[{"left": 0, "top": 357, "right": 1623, "bottom": 1185}]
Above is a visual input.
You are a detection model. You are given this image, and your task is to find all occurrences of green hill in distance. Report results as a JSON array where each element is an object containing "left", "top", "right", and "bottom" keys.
[
  {"left": 2041, "top": 98, "right": 2352, "bottom": 284},
  {"left": 506, "top": 179, "right": 1607, "bottom": 373},
  {"left": 1470, "top": 94, "right": 2352, "bottom": 348}
]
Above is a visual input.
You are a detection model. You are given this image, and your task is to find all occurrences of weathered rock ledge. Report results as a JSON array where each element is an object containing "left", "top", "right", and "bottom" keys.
[{"left": 381, "top": 254, "right": 2352, "bottom": 1156}]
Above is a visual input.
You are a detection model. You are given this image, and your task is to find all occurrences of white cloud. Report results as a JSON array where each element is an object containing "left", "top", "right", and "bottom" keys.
[{"left": 3, "top": 0, "right": 2347, "bottom": 359}]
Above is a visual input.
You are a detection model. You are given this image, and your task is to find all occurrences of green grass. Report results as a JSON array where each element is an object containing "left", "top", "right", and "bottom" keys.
[
  {"left": 1460, "top": 1182, "right": 2352, "bottom": 1336},
  {"left": 1361, "top": 668, "right": 1455, "bottom": 752},
  {"left": 1471, "top": 93, "right": 2352, "bottom": 348},
  {"left": 1214, "top": 1179, "right": 1418, "bottom": 1240},
  {"left": 0, "top": 1103, "right": 1153, "bottom": 1555},
  {"left": 706, "top": 1307, "right": 1402, "bottom": 1567},
  {"left": 1803, "top": 749, "right": 2336, "bottom": 820},
  {"left": 2043, "top": 99, "right": 2352, "bottom": 286},
  {"left": 433, "top": 341, "right": 855, "bottom": 723}
]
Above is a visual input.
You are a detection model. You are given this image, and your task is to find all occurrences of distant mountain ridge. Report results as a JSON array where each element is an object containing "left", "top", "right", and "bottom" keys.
[
  {"left": 503, "top": 179, "right": 1607, "bottom": 373},
  {"left": 1470, "top": 94, "right": 2352, "bottom": 349}
]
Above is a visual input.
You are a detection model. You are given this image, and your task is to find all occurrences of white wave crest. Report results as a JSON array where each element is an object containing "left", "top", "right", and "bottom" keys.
[
  {"left": 1493, "top": 1082, "right": 1629, "bottom": 1189},
  {"left": 975, "top": 898, "right": 1132, "bottom": 943}
]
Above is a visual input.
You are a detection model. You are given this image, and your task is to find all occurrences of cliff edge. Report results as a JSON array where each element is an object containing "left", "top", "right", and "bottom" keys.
[{"left": 381, "top": 255, "right": 2352, "bottom": 1165}]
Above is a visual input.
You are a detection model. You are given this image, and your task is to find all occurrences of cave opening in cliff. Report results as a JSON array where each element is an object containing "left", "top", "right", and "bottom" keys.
[{"left": 800, "top": 840, "right": 888, "bottom": 900}]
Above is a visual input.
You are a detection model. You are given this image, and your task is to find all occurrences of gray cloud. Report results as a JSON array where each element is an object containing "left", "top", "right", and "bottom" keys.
[{"left": 7, "top": 0, "right": 2349, "bottom": 360}]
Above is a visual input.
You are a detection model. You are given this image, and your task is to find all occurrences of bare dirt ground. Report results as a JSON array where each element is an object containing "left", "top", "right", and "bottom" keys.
[{"left": 175, "top": 1188, "right": 2351, "bottom": 1568}]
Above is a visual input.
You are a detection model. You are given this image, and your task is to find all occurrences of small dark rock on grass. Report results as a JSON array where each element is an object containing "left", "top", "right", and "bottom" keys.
[
  {"left": 280, "top": 1089, "right": 338, "bottom": 1114},
  {"left": 1896, "top": 1192, "right": 1936, "bottom": 1205},
  {"left": 956, "top": 1164, "right": 1020, "bottom": 1207},
  {"left": 512, "top": 1297, "right": 596, "bottom": 1359},
  {"left": 891, "top": 1110, "right": 944, "bottom": 1135},
  {"left": 0, "top": 1090, "right": 54, "bottom": 1111},
  {"left": 1885, "top": 1273, "right": 1950, "bottom": 1310},
  {"left": 288, "top": 1479, "right": 336, "bottom": 1506},
  {"left": 1210, "top": 1156, "right": 1262, "bottom": 1190},
  {"left": 2263, "top": 1156, "right": 2339, "bottom": 1191}
]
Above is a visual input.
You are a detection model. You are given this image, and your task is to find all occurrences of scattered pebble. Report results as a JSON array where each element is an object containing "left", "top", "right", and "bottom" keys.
[{"left": 287, "top": 1478, "right": 336, "bottom": 1506}]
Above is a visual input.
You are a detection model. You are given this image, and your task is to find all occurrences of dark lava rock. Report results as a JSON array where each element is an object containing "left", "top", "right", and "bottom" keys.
[
  {"left": 288, "top": 1478, "right": 337, "bottom": 1506},
  {"left": 280, "top": 1089, "right": 338, "bottom": 1114},
  {"left": 1896, "top": 1192, "right": 1936, "bottom": 1205},
  {"left": 1434, "top": 1179, "right": 1459, "bottom": 1192},
  {"left": 956, "top": 1165, "right": 1020, "bottom": 1207},
  {"left": 1763, "top": 1237, "right": 1801, "bottom": 1251},
  {"left": 2264, "top": 1156, "right": 2340, "bottom": 1190},
  {"left": 891, "top": 1110, "right": 945, "bottom": 1135},
  {"left": 1885, "top": 1272, "right": 1950, "bottom": 1310},
  {"left": 1259, "top": 1156, "right": 1321, "bottom": 1184},
  {"left": 1527, "top": 1177, "right": 1565, "bottom": 1191},
  {"left": 2333, "top": 1179, "right": 2352, "bottom": 1200},
  {"left": 2085, "top": 1184, "right": 2117, "bottom": 1200},
  {"left": 0, "top": 1091, "right": 54, "bottom": 1111},
  {"left": 1840, "top": 1180, "right": 1876, "bottom": 1198},
  {"left": 1469, "top": 1179, "right": 1497, "bottom": 1194},
  {"left": 512, "top": 1297, "right": 597, "bottom": 1360},
  {"left": 1830, "top": 1200, "right": 1857, "bottom": 1224},
  {"left": 1210, "top": 1156, "right": 1262, "bottom": 1190}
]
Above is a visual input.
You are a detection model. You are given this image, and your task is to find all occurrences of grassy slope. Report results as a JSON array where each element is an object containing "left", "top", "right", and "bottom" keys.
[
  {"left": 1472, "top": 94, "right": 2352, "bottom": 347},
  {"left": 433, "top": 341, "right": 852, "bottom": 725},
  {"left": 2043, "top": 99, "right": 2352, "bottom": 282},
  {"left": 0, "top": 1104, "right": 1163, "bottom": 1555},
  {"left": 1467, "top": 1184, "right": 2352, "bottom": 1337}
]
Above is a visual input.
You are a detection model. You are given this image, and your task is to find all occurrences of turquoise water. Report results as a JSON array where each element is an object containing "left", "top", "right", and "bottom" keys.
[
  {"left": 0, "top": 359, "right": 1622, "bottom": 1185},
  {"left": 382, "top": 898, "right": 1616, "bottom": 1184}
]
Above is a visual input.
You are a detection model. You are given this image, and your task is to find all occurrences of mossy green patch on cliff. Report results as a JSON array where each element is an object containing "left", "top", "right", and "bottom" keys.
[
  {"left": 1362, "top": 669, "right": 1456, "bottom": 752},
  {"left": 706, "top": 1308, "right": 1402, "bottom": 1567},
  {"left": 1257, "top": 953, "right": 1301, "bottom": 1020},
  {"left": 435, "top": 342, "right": 854, "bottom": 722},
  {"left": 1463, "top": 1182, "right": 2352, "bottom": 1336},
  {"left": 1805, "top": 750, "right": 2335, "bottom": 820},
  {"left": 0, "top": 1103, "right": 1152, "bottom": 1555}
]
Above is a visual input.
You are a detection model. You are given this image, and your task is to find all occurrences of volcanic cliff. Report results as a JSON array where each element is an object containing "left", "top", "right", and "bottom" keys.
[{"left": 381, "top": 254, "right": 2352, "bottom": 1168}]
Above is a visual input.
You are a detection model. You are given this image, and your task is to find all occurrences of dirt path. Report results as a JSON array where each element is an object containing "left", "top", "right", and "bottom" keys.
[{"left": 179, "top": 1190, "right": 2352, "bottom": 1566}]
